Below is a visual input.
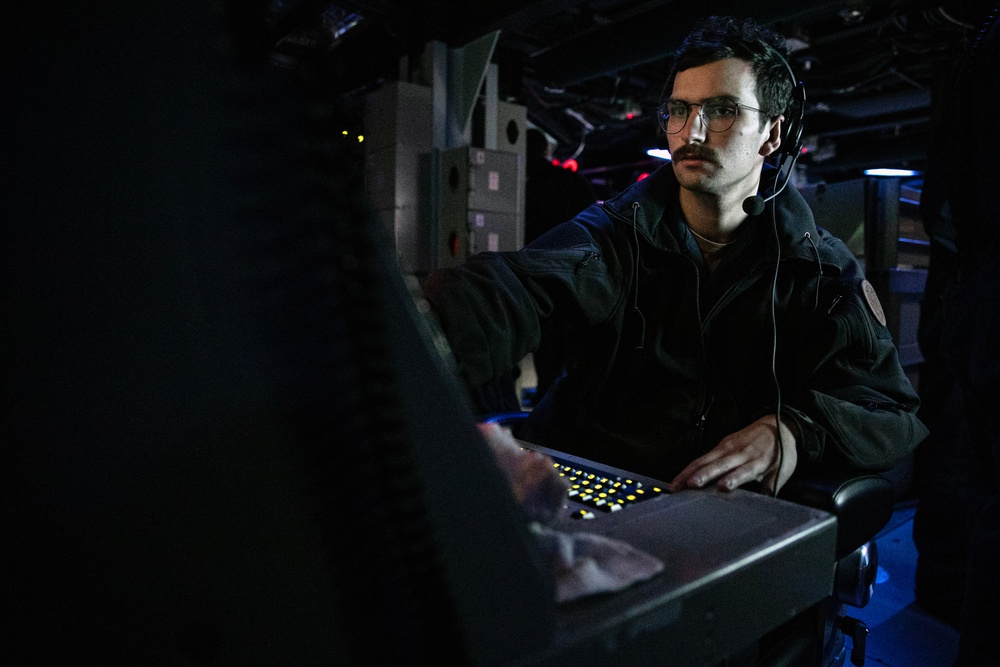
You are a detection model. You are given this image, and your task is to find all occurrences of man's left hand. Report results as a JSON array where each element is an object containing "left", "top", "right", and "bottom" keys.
[{"left": 668, "top": 415, "right": 798, "bottom": 495}]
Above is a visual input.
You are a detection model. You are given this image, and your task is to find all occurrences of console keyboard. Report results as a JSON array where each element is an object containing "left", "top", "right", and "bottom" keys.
[{"left": 550, "top": 456, "right": 666, "bottom": 520}]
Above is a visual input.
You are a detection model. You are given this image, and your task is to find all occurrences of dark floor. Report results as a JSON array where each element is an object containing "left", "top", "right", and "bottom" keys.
[{"left": 850, "top": 501, "right": 960, "bottom": 667}]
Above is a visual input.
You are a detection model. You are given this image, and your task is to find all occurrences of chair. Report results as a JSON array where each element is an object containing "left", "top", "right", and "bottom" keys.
[
  {"left": 486, "top": 412, "right": 894, "bottom": 667},
  {"left": 768, "top": 463, "right": 894, "bottom": 667}
]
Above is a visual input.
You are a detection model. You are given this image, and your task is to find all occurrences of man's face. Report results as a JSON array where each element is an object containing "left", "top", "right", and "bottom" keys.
[{"left": 667, "top": 58, "right": 779, "bottom": 199}]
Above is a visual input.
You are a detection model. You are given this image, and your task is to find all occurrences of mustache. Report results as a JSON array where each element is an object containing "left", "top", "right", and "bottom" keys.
[{"left": 671, "top": 145, "right": 717, "bottom": 163}]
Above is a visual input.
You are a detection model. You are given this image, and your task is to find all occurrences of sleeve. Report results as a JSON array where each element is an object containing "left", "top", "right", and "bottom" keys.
[
  {"left": 783, "top": 265, "right": 929, "bottom": 471},
  {"left": 420, "top": 218, "right": 622, "bottom": 388}
]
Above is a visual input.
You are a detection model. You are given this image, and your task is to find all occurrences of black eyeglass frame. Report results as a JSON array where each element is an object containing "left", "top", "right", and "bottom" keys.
[{"left": 657, "top": 98, "right": 769, "bottom": 135}]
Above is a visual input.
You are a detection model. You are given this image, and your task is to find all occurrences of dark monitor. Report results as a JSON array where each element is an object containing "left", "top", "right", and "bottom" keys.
[{"left": 3, "top": 3, "right": 552, "bottom": 664}]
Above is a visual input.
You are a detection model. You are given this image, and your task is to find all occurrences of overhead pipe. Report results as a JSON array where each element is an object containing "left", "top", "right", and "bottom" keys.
[{"left": 528, "top": 0, "right": 849, "bottom": 87}]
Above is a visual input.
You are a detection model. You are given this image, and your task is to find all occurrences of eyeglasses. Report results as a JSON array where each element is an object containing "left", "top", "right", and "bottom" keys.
[{"left": 657, "top": 98, "right": 767, "bottom": 135}]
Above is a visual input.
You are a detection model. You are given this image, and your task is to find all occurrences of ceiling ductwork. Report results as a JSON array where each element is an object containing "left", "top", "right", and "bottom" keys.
[{"left": 527, "top": 0, "right": 845, "bottom": 87}]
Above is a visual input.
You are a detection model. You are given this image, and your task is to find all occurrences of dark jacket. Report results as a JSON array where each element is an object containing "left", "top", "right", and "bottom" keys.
[{"left": 422, "top": 163, "right": 928, "bottom": 481}]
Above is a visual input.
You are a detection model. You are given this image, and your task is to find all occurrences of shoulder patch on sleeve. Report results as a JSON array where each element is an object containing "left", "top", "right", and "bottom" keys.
[{"left": 861, "top": 279, "right": 887, "bottom": 326}]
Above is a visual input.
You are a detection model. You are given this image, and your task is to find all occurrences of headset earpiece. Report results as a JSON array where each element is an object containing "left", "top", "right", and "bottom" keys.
[
  {"left": 745, "top": 49, "right": 806, "bottom": 214},
  {"left": 775, "top": 49, "right": 806, "bottom": 159},
  {"left": 779, "top": 77, "right": 806, "bottom": 158}
]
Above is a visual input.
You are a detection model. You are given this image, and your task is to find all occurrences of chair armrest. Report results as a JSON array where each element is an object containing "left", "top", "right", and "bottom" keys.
[{"left": 779, "top": 463, "right": 894, "bottom": 560}]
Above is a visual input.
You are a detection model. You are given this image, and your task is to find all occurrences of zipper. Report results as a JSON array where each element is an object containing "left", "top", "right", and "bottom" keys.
[
  {"left": 693, "top": 394, "right": 715, "bottom": 446},
  {"left": 510, "top": 244, "right": 601, "bottom": 276},
  {"left": 690, "top": 257, "right": 711, "bottom": 442},
  {"left": 575, "top": 251, "right": 600, "bottom": 274},
  {"left": 700, "top": 261, "right": 773, "bottom": 331},
  {"left": 862, "top": 400, "right": 905, "bottom": 412},
  {"left": 694, "top": 262, "right": 771, "bottom": 440}
]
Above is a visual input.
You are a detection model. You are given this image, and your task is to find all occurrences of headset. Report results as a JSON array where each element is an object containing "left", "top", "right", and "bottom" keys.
[
  {"left": 743, "top": 48, "right": 806, "bottom": 215},
  {"left": 775, "top": 52, "right": 806, "bottom": 159}
]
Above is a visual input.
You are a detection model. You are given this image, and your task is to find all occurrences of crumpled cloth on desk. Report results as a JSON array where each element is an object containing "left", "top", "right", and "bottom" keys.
[
  {"left": 479, "top": 422, "right": 665, "bottom": 603},
  {"left": 530, "top": 522, "right": 665, "bottom": 603}
]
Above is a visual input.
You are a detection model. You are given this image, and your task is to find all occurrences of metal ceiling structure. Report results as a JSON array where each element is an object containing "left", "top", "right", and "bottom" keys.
[{"left": 267, "top": 0, "right": 995, "bottom": 189}]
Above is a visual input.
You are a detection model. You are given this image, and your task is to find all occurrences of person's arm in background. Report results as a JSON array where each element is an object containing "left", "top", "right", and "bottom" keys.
[{"left": 421, "top": 217, "right": 621, "bottom": 391}]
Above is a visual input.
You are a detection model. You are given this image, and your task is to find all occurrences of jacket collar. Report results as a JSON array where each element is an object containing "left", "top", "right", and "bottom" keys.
[{"left": 601, "top": 161, "right": 830, "bottom": 263}]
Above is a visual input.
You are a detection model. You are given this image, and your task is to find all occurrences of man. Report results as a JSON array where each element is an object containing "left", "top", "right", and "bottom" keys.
[{"left": 422, "top": 16, "right": 926, "bottom": 495}]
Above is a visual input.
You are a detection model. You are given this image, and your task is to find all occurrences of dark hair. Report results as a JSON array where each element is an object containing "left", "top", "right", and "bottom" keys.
[{"left": 666, "top": 16, "right": 794, "bottom": 124}]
